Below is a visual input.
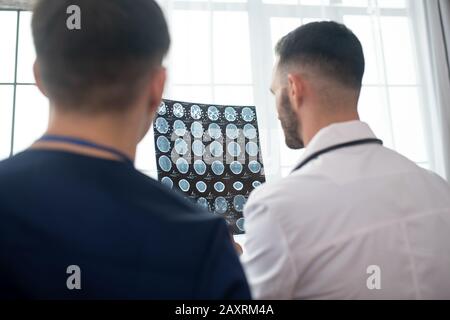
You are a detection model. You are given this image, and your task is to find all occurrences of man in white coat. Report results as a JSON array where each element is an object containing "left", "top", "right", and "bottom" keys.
[{"left": 240, "top": 21, "right": 450, "bottom": 299}]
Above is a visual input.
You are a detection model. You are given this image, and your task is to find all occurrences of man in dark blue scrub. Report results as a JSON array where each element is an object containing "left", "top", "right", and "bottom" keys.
[{"left": 0, "top": 0, "right": 251, "bottom": 299}]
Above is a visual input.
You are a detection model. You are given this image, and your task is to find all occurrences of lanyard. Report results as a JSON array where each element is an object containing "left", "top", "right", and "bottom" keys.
[
  {"left": 291, "top": 138, "right": 383, "bottom": 173},
  {"left": 37, "top": 135, "right": 134, "bottom": 167}
]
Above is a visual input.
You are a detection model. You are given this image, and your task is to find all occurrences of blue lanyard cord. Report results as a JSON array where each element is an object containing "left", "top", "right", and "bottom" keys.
[{"left": 37, "top": 135, "right": 134, "bottom": 166}]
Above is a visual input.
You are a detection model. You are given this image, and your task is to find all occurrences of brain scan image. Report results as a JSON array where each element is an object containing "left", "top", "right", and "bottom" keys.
[
  {"left": 207, "top": 106, "right": 220, "bottom": 121},
  {"left": 236, "top": 218, "right": 245, "bottom": 232},
  {"left": 158, "top": 102, "right": 167, "bottom": 116},
  {"left": 208, "top": 123, "right": 222, "bottom": 139},
  {"left": 161, "top": 176, "right": 173, "bottom": 188},
  {"left": 173, "top": 120, "right": 187, "bottom": 136},
  {"left": 155, "top": 117, "right": 169, "bottom": 134},
  {"left": 227, "top": 142, "right": 241, "bottom": 157},
  {"left": 176, "top": 158, "right": 189, "bottom": 174},
  {"left": 158, "top": 155, "right": 172, "bottom": 172},
  {"left": 197, "top": 197, "right": 209, "bottom": 210},
  {"left": 224, "top": 107, "right": 237, "bottom": 122},
  {"left": 214, "top": 197, "right": 228, "bottom": 214},
  {"left": 245, "top": 141, "right": 259, "bottom": 157},
  {"left": 214, "top": 182, "right": 225, "bottom": 193},
  {"left": 226, "top": 124, "right": 239, "bottom": 140},
  {"left": 156, "top": 136, "right": 170, "bottom": 153},
  {"left": 252, "top": 181, "right": 262, "bottom": 188},
  {"left": 190, "top": 105, "right": 202, "bottom": 120},
  {"left": 230, "top": 161, "right": 243, "bottom": 175},
  {"left": 173, "top": 103, "right": 185, "bottom": 118},
  {"left": 243, "top": 124, "right": 257, "bottom": 140},
  {"left": 190, "top": 121, "right": 204, "bottom": 139},
  {"left": 193, "top": 160, "right": 207, "bottom": 175},
  {"left": 154, "top": 99, "right": 265, "bottom": 234},
  {"left": 196, "top": 181, "right": 207, "bottom": 193},
  {"left": 233, "top": 181, "right": 243, "bottom": 191},
  {"left": 174, "top": 138, "right": 188, "bottom": 155},
  {"left": 209, "top": 141, "right": 223, "bottom": 157},
  {"left": 248, "top": 160, "right": 262, "bottom": 173},
  {"left": 233, "top": 195, "right": 247, "bottom": 212},
  {"left": 192, "top": 140, "right": 205, "bottom": 157},
  {"left": 241, "top": 107, "right": 255, "bottom": 122},
  {"left": 211, "top": 160, "right": 225, "bottom": 175},
  {"left": 179, "top": 179, "right": 190, "bottom": 192}
]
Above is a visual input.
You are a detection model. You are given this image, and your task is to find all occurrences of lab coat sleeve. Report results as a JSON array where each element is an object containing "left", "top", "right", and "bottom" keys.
[{"left": 240, "top": 193, "right": 298, "bottom": 299}]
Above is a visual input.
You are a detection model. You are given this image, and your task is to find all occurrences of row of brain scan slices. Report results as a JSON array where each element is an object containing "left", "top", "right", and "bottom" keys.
[
  {"left": 158, "top": 102, "right": 256, "bottom": 123},
  {"left": 161, "top": 176, "right": 262, "bottom": 194},
  {"left": 157, "top": 156, "right": 263, "bottom": 175},
  {"left": 156, "top": 136, "right": 261, "bottom": 158},
  {"left": 155, "top": 118, "right": 258, "bottom": 141}
]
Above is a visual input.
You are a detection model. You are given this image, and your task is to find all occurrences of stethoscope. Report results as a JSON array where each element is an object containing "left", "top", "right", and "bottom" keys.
[
  {"left": 37, "top": 135, "right": 134, "bottom": 167},
  {"left": 291, "top": 138, "right": 383, "bottom": 173}
]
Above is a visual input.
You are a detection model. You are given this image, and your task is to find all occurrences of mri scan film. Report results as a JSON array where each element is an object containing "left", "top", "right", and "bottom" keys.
[{"left": 153, "top": 99, "right": 266, "bottom": 234}]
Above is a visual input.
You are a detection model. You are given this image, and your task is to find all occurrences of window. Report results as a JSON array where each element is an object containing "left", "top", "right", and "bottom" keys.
[
  {"left": 0, "top": 10, "right": 48, "bottom": 160},
  {"left": 0, "top": 0, "right": 442, "bottom": 180}
]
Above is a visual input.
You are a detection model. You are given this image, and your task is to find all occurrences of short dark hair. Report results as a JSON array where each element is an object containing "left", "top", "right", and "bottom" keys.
[
  {"left": 32, "top": 0, "right": 170, "bottom": 113},
  {"left": 275, "top": 21, "right": 365, "bottom": 90}
]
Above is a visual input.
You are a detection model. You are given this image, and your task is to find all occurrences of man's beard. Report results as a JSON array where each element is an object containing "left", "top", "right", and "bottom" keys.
[{"left": 279, "top": 90, "right": 304, "bottom": 149}]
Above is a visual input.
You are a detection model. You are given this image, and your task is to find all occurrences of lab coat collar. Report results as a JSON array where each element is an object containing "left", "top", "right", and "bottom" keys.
[{"left": 293, "top": 120, "right": 378, "bottom": 170}]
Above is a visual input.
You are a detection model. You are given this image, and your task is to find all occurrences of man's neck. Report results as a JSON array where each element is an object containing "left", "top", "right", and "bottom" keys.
[
  {"left": 32, "top": 110, "right": 139, "bottom": 162},
  {"left": 302, "top": 111, "right": 360, "bottom": 147}
]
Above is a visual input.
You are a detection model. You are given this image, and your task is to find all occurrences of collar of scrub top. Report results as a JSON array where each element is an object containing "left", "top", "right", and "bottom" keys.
[{"left": 291, "top": 120, "right": 383, "bottom": 174}]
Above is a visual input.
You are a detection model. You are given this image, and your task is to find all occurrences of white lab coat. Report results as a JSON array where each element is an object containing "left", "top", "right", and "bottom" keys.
[{"left": 241, "top": 121, "right": 450, "bottom": 299}]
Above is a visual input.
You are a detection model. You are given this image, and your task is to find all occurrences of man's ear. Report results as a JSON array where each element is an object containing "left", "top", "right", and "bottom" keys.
[
  {"left": 33, "top": 61, "right": 48, "bottom": 97},
  {"left": 148, "top": 67, "right": 167, "bottom": 113},
  {"left": 287, "top": 73, "right": 304, "bottom": 112},
  {"left": 137, "top": 68, "right": 167, "bottom": 143}
]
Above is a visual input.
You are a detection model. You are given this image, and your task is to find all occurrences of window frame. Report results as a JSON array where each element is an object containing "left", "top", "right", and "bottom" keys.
[
  {"left": 0, "top": 9, "right": 35, "bottom": 158},
  {"left": 0, "top": 1, "right": 435, "bottom": 178}
]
